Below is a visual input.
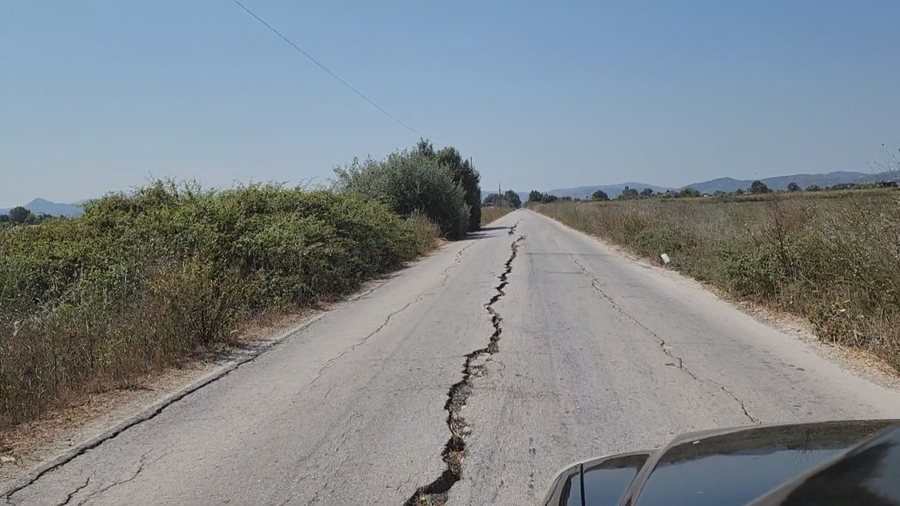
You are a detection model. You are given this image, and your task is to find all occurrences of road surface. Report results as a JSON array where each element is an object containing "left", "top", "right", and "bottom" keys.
[{"left": 5, "top": 209, "right": 900, "bottom": 505}]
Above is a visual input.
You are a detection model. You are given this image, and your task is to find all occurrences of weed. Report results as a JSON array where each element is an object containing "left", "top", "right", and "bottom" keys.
[{"left": 535, "top": 190, "right": 900, "bottom": 370}]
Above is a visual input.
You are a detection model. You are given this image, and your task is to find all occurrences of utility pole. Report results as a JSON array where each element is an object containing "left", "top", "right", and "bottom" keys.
[{"left": 498, "top": 183, "right": 503, "bottom": 208}]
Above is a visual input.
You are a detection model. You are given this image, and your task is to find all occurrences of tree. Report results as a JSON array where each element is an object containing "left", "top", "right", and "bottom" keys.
[
  {"left": 335, "top": 149, "right": 470, "bottom": 239},
  {"left": 787, "top": 182, "right": 801, "bottom": 192},
  {"left": 416, "top": 139, "right": 436, "bottom": 158},
  {"left": 618, "top": 186, "right": 639, "bottom": 200},
  {"left": 679, "top": 187, "right": 701, "bottom": 198},
  {"left": 418, "top": 140, "right": 482, "bottom": 232},
  {"left": 526, "top": 190, "right": 559, "bottom": 204},
  {"left": 871, "top": 143, "right": 899, "bottom": 180},
  {"left": 640, "top": 188, "right": 654, "bottom": 198},
  {"left": 749, "top": 180, "right": 770, "bottom": 194},
  {"left": 591, "top": 189, "right": 609, "bottom": 201},
  {"left": 805, "top": 184, "right": 821, "bottom": 192},
  {"left": 734, "top": 188, "right": 745, "bottom": 195},
  {"left": 503, "top": 190, "right": 521, "bottom": 209},
  {"left": 9, "top": 206, "right": 30, "bottom": 225}
]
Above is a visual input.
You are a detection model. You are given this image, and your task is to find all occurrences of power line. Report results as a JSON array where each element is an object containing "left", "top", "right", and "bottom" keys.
[{"left": 231, "top": 0, "right": 421, "bottom": 136}]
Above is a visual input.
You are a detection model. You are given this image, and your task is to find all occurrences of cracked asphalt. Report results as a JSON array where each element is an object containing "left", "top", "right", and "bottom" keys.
[{"left": 6, "top": 210, "right": 900, "bottom": 505}]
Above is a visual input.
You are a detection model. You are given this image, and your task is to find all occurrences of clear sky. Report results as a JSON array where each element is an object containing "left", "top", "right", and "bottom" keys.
[{"left": 2, "top": 0, "right": 899, "bottom": 205}]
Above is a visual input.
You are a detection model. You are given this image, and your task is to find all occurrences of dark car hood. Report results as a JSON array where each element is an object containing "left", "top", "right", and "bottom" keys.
[{"left": 543, "top": 419, "right": 900, "bottom": 506}]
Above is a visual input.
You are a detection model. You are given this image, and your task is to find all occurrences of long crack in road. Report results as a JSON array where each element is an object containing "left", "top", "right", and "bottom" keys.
[{"left": 406, "top": 225, "right": 524, "bottom": 506}]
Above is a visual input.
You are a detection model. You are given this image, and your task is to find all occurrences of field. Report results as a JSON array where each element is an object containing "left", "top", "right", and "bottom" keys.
[
  {"left": 0, "top": 182, "right": 439, "bottom": 428},
  {"left": 480, "top": 206, "right": 515, "bottom": 226},
  {"left": 534, "top": 189, "right": 900, "bottom": 371}
]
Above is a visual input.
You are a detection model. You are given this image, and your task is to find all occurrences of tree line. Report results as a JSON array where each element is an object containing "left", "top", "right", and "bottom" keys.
[
  {"left": 524, "top": 178, "right": 899, "bottom": 205},
  {"left": 0, "top": 207, "right": 54, "bottom": 227},
  {"left": 482, "top": 190, "right": 521, "bottom": 209}
]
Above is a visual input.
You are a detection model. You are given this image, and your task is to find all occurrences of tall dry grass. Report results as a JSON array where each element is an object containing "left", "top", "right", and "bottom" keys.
[
  {"left": 481, "top": 206, "right": 515, "bottom": 226},
  {"left": 535, "top": 190, "right": 900, "bottom": 370}
]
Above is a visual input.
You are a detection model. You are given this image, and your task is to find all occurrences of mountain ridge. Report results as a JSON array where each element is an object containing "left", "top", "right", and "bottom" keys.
[
  {"left": 516, "top": 169, "right": 897, "bottom": 200},
  {"left": 0, "top": 198, "right": 84, "bottom": 217}
]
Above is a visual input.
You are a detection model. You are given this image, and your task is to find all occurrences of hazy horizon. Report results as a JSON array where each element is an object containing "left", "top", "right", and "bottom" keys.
[{"left": 3, "top": 1, "right": 899, "bottom": 205}]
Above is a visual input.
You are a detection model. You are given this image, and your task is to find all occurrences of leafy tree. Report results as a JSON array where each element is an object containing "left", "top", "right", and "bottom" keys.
[
  {"left": 335, "top": 149, "right": 470, "bottom": 239},
  {"left": 750, "top": 180, "right": 770, "bottom": 194},
  {"left": 416, "top": 139, "right": 436, "bottom": 158},
  {"left": 418, "top": 140, "right": 482, "bottom": 232},
  {"left": 617, "top": 186, "right": 639, "bottom": 200},
  {"left": 679, "top": 187, "right": 701, "bottom": 198},
  {"left": 787, "top": 182, "right": 801, "bottom": 192},
  {"left": 503, "top": 190, "right": 522, "bottom": 209},
  {"left": 9, "top": 206, "right": 30, "bottom": 224},
  {"left": 483, "top": 192, "right": 514, "bottom": 207},
  {"left": 0, "top": 214, "right": 9, "bottom": 223},
  {"left": 805, "top": 185, "right": 821, "bottom": 192},
  {"left": 640, "top": 188, "right": 655, "bottom": 197},
  {"left": 591, "top": 189, "right": 609, "bottom": 201},
  {"left": 734, "top": 188, "right": 745, "bottom": 195},
  {"left": 526, "top": 190, "right": 559, "bottom": 204}
]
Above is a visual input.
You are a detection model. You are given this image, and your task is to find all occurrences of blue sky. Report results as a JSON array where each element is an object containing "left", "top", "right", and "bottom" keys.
[{"left": 2, "top": 0, "right": 899, "bottom": 205}]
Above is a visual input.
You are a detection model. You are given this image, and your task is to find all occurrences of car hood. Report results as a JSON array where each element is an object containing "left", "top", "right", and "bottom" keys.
[{"left": 543, "top": 419, "right": 900, "bottom": 506}]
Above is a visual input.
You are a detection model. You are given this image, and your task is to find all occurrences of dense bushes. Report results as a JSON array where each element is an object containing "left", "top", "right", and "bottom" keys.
[
  {"left": 535, "top": 191, "right": 900, "bottom": 371},
  {"left": 0, "top": 182, "right": 437, "bottom": 427},
  {"left": 418, "top": 140, "right": 482, "bottom": 231},
  {"left": 334, "top": 141, "right": 481, "bottom": 239},
  {"left": 1, "top": 140, "right": 483, "bottom": 428}
]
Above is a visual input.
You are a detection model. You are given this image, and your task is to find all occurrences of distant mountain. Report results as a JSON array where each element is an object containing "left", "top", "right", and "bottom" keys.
[
  {"left": 520, "top": 170, "right": 898, "bottom": 202},
  {"left": 0, "top": 198, "right": 84, "bottom": 217},
  {"left": 545, "top": 182, "right": 672, "bottom": 200},
  {"left": 683, "top": 170, "right": 897, "bottom": 194},
  {"left": 513, "top": 182, "right": 669, "bottom": 202}
]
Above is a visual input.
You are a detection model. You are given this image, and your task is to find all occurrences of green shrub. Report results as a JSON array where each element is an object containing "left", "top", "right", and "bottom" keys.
[
  {"left": 635, "top": 227, "right": 697, "bottom": 257},
  {"left": 420, "top": 141, "right": 482, "bottom": 231},
  {"left": 335, "top": 148, "right": 472, "bottom": 239},
  {"left": 720, "top": 241, "right": 781, "bottom": 298},
  {"left": 0, "top": 181, "right": 427, "bottom": 427}
]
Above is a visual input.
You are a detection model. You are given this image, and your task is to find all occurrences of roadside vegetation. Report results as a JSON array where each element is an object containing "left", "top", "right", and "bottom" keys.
[
  {"left": 480, "top": 206, "right": 514, "bottom": 225},
  {"left": 1, "top": 141, "right": 480, "bottom": 429},
  {"left": 334, "top": 140, "right": 481, "bottom": 239},
  {"left": 480, "top": 190, "right": 521, "bottom": 225},
  {"left": 0, "top": 207, "right": 55, "bottom": 228},
  {"left": 533, "top": 188, "right": 900, "bottom": 371}
]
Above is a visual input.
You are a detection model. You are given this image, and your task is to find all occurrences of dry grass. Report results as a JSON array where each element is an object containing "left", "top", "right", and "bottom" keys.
[
  {"left": 534, "top": 189, "right": 900, "bottom": 371},
  {"left": 480, "top": 206, "right": 515, "bottom": 226}
]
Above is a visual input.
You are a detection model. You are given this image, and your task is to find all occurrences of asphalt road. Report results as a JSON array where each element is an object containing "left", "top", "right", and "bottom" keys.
[{"left": 6, "top": 209, "right": 900, "bottom": 505}]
